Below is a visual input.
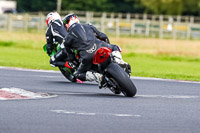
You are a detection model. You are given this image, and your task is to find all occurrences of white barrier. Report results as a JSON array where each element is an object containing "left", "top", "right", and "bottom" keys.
[{"left": 0, "top": 12, "right": 200, "bottom": 39}]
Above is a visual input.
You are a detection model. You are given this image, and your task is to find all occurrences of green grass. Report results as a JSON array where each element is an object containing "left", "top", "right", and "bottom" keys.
[
  {"left": 123, "top": 53, "right": 200, "bottom": 81},
  {"left": 0, "top": 47, "right": 51, "bottom": 69},
  {"left": 0, "top": 35, "right": 200, "bottom": 81}
]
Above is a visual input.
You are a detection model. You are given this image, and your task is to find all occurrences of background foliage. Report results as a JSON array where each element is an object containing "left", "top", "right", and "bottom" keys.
[{"left": 16, "top": 0, "right": 200, "bottom": 16}]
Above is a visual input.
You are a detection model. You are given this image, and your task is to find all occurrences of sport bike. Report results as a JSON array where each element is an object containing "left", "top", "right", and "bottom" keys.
[{"left": 43, "top": 44, "right": 137, "bottom": 97}]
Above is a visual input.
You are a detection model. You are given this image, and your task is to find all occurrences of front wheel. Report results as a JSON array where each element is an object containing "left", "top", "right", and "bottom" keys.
[
  {"left": 59, "top": 67, "right": 76, "bottom": 82},
  {"left": 106, "top": 63, "right": 137, "bottom": 97}
]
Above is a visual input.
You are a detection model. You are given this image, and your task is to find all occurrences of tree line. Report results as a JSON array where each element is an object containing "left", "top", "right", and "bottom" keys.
[{"left": 16, "top": 0, "right": 200, "bottom": 16}]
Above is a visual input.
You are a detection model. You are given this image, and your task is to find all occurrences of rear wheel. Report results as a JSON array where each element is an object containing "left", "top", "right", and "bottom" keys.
[
  {"left": 106, "top": 63, "right": 137, "bottom": 97},
  {"left": 108, "top": 78, "right": 121, "bottom": 95},
  {"left": 59, "top": 67, "right": 76, "bottom": 82}
]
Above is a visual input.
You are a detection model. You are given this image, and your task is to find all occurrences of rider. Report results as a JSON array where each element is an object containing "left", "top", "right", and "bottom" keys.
[
  {"left": 62, "top": 14, "right": 130, "bottom": 87},
  {"left": 46, "top": 12, "right": 74, "bottom": 67}
]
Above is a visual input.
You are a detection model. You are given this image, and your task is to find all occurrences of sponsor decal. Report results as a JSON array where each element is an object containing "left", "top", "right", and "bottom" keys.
[{"left": 86, "top": 43, "right": 97, "bottom": 53}]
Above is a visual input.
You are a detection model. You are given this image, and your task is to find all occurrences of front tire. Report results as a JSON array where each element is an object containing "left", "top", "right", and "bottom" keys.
[
  {"left": 106, "top": 63, "right": 137, "bottom": 97},
  {"left": 59, "top": 67, "right": 76, "bottom": 82}
]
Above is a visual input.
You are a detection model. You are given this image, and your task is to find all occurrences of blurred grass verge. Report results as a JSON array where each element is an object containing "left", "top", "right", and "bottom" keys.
[
  {"left": 0, "top": 31, "right": 199, "bottom": 81},
  {"left": 124, "top": 53, "right": 200, "bottom": 81}
]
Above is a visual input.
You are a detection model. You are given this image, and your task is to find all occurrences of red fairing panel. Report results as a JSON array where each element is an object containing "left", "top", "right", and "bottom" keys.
[{"left": 93, "top": 47, "right": 112, "bottom": 64}]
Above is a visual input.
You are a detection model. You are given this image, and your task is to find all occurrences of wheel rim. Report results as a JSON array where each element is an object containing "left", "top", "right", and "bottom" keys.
[{"left": 109, "top": 78, "right": 121, "bottom": 94}]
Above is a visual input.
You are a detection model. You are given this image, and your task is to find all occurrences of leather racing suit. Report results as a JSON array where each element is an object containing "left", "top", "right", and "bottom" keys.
[
  {"left": 63, "top": 23, "right": 121, "bottom": 81},
  {"left": 46, "top": 19, "right": 72, "bottom": 67}
]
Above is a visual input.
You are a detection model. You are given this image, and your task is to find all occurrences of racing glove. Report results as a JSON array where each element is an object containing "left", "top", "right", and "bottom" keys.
[
  {"left": 105, "top": 38, "right": 110, "bottom": 44},
  {"left": 46, "top": 44, "right": 52, "bottom": 56}
]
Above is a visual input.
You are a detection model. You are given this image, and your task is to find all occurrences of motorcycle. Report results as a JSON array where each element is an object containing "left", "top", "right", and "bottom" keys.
[
  {"left": 92, "top": 47, "right": 137, "bottom": 97},
  {"left": 43, "top": 44, "right": 137, "bottom": 97},
  {"left": 43, "top": 43, "right": 77, "bottom": 82}
]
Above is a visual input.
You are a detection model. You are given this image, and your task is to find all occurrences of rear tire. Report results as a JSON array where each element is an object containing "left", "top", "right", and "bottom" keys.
[
  {"left": 59, "top": 67, "right": 76, "bottom": 82},
  {"left": 106, "top": 63, "right": 137, "bottom": 97}
]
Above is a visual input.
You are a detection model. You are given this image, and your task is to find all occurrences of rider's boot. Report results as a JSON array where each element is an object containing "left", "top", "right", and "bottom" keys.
[
  {"left": 111, "top": 51, "right": 127, "bottom": 65},
  {"left": 86, "top": 71, "right": 106, "bottom": 88},
  {"left": 111, "top": 51, "right": 131, "bottom": 76}
]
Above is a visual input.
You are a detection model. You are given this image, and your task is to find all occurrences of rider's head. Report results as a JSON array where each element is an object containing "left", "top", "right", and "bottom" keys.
[
  {"left": 63, "top": 14, "right": 80, "bottom": 30},
  {"left": 46, "top": 12, "right": 61, "bottom": 27}
]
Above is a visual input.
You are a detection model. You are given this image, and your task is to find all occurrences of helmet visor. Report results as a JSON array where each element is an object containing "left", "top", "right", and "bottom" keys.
[{"left": 63, "top": 14, "right": 77, "bottom": 25}]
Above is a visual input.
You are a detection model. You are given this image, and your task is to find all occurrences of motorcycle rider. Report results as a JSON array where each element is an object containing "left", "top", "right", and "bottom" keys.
[
  {"left": 46, "top": 12, "right": 74, "bottom": 67},
  {"left": 62, "top": 14, "right": 130, "bottom": 87}
]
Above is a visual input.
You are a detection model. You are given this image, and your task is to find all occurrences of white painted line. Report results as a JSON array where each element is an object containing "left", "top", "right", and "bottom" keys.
[
  {"left": 51, "top": 110, "right": 76, "bottom": 114},
  {"left": 132, "top": 76, "right": 200, "bottom": 84},
  {"left": 114, "top": 114, "right": 141, "bottom": 117},
  {"left": 1, "top": 66, "right": 200, "bottom": 84},
  {"left": 51, "top": 110, "right": 141, "bottom": 118},
  {"left": 76, "top": 113, "right": 96, "bottom": 116},
  {"left": 39, "top": 76, "right": 61, "bottom": 78},
  {"left": 137, "top": 95, "right": 199, "bottom": 99},
  {"left": 48, "top": 91, "right": 199, "bottom": 99},
  {"left": 0, "top": 73, "right": 60, "bottom": 78},
  {"left": 0, "top": 66, "right": 59, "bottom": 73}
]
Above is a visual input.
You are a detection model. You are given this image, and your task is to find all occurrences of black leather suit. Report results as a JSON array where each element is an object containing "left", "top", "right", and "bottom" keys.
[
  {"left": 46, "top": 19, "right": 72, "bottom": 66},
  {"left": 63, "top": 23, "right": 120, "bottom": 80},
  {"left": 46, "top": 19, "right": 67, "bottom": 55}
]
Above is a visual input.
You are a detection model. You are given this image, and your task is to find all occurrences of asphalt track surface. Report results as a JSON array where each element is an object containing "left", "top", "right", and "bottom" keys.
[{"left": 0, "top": 67, "right": 200, "bottom": 133}]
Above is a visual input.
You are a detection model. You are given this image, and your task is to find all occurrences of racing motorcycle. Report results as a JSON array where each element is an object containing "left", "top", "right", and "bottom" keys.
[{"left": 43, "top": 43, "right": 137, "bottom": 97}]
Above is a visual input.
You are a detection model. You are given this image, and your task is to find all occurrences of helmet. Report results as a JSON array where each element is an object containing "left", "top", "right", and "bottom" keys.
[
  {"left": 46, "top": 12, "right": 61, "bottom": 27},
  {"left": 63, "top": 14, "right": 80, "bottom": 30}
]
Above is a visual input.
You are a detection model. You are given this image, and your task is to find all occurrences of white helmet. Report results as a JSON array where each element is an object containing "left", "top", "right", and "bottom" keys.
[
  {"left": 63, "top": 14, "right": 80, "bottom": 30},
  {"left": 46, "top": 12, "right": 61, "bottom": 27}
]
